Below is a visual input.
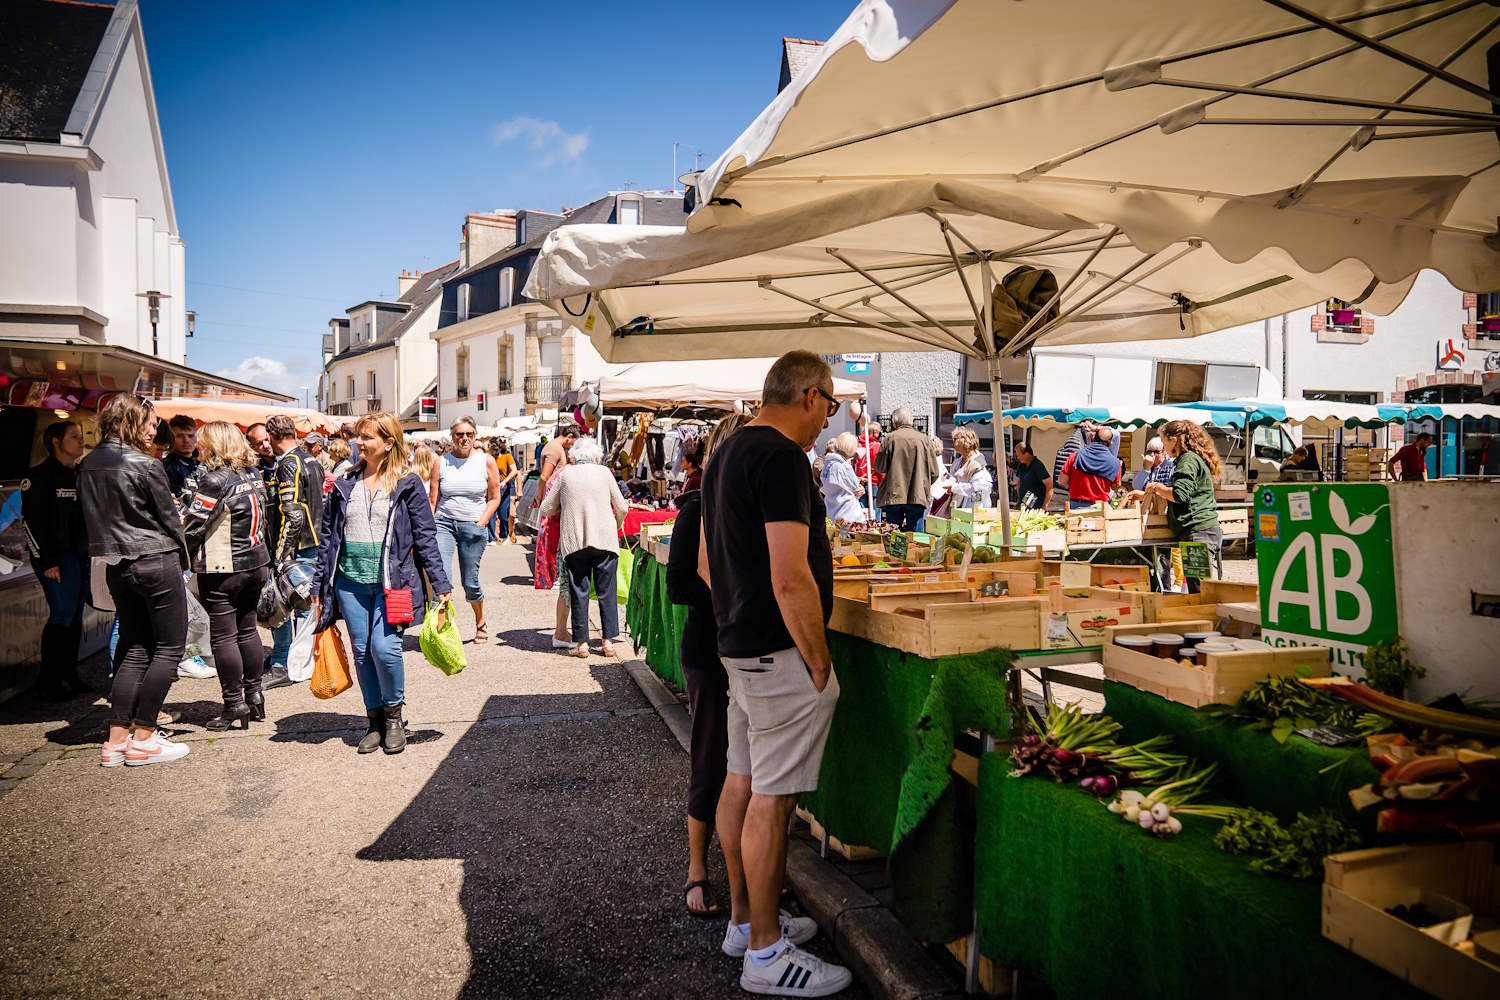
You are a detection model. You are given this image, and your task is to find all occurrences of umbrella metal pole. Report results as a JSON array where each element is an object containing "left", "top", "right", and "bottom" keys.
[
  {"left": 981, "top": 261, "right": 1012, "bottom": 542},
  {"left": 863, "top": 400, "right": 875, "bottom": 520}
]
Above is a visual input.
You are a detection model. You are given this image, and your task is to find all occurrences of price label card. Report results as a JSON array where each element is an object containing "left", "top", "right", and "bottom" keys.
[
  {"left": 980, "top": 579, "right": 1010, "bottom": 598},
  {"left": 928, "top": 532, "right": 947, "bottom": 565},
  {"left": 1046, "top": 613, "right": 1069, "bottom": 641},
  {"left": 885, "top": 531, "right": 909, "bottom": 562},
  {"left": 958, "top": 540, "right": 974, "bottom": 582},
  {"left": 1295, "top": 725, "right": 1363, "bottom": 747},
  {"left": 1178, "top": 541, "right": 1211, "bottom": 579}
]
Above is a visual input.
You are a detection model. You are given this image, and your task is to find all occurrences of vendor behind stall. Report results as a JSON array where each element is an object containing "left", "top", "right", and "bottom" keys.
[
  {"left": 1388, "top": 432, "right": 1431, "bottom": 482},
  {"left": 23, "top": 421, "right": 90, "bottom": 699},
  {"left": 1131, "top": 419, "right": 1223, "bottom": 593},
  {"left": 1058, "top": 425, "right": 1122, "bottom": 510}
]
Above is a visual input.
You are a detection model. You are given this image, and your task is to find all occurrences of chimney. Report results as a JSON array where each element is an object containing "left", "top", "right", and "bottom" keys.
[
  {"left": 397, "top": 268, "right": 419, "bottom": 297},
  {"left": 459, "top": 211, "right": 517, "bottom": 270}
]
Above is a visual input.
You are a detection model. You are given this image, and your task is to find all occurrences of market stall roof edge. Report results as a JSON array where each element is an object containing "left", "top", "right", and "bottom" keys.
[{"left": 955, "top": 399, "right": 1500, "bottom": 431}]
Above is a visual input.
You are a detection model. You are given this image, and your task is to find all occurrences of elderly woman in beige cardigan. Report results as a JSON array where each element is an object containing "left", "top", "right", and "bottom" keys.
[{"left": 538, "top": 437, "right": 629, "bottom": 657}]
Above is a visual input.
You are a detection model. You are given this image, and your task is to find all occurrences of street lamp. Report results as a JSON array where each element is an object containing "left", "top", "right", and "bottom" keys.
[{"left": 136, "top": 290, "right": 171, "bottom": 356}]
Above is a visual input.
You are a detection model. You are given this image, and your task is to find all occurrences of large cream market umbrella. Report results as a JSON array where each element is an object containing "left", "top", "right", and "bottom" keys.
[{"left": 528, "top": 0, "right": 1500, "bottom": 538}]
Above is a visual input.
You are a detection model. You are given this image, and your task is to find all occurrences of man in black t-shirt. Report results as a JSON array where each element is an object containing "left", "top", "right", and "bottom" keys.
[
  {"left": 699, "top": 351, "right": 851, "bottom": 996},
  {"left": 1013, "top": 441, "right": 1053, "bottom": 510}
]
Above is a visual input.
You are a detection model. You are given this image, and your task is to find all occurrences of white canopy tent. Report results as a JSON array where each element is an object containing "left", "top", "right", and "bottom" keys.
[
  {"left": 527, "top": 0, "right": 1500, "bottom": 538},
  {"left": 589, "top": 358, "right": 866, "bottom": 409}
]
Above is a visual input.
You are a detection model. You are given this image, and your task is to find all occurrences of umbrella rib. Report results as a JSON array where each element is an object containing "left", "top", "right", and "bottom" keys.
[
  {"left": 822, "top": 260, "right": 965, "bottom": 311},
  {"left": 1012, "top": 246, "right": 1166, "bottom": 352},
  {"left": 938, "top": 225, "right": 983, "bottom": 327},
  {"left": 1015, "top": 0, "right": 1474, "bottom": 179},
  {"left": 719, "top": 0, "right": 1449, "bottom": 186},
  {"left": 1002, "top": 226, "right": 1118, "bottom": 354},
  {"left": 827, "top": 249, "right": 968, "bottom": 345},
  {"left": 861, "top": 299, "right": 977, "bottom": 354},
  {"left": 1276, "top": 12, "right": 1500, "bottom": 208},
  {"left": 758, "top": 278, "right": 980, "bottom": 357},
  {"left": 1262, "top": 0, "right": 1500, "bottom": 106},
  {"left": 1151, "top": 77, "right": 1500, "bottom": 123},
  {"left": 1368, "top": 125, "right": 1493, "bottom": 140}
]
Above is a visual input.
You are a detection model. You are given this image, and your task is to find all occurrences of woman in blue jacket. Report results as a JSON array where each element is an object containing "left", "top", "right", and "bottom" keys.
[{"left": 312, "top": 412, "right": 451, "bottom": 755}]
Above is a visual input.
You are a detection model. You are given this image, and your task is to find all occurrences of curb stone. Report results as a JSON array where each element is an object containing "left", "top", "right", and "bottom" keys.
[{"left": 623, "top": 656, "right": 966, "bottom": 1000}]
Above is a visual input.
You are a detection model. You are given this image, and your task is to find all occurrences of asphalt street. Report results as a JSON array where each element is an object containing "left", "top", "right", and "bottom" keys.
[{"left": 0, "top": 542, "right": 867, "bottom": 999}]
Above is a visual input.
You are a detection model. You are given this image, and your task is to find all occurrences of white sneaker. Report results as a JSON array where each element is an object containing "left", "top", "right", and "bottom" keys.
[
  {"left": 177, "top": 656, "right": 215, "bottom": 679},
  {"left": 740, "top": 942, "right": 852, "bottom": 997},
  {"left": 722, "top": 912, "right": 818, "bottom": 958},
  {"left": 124, "top": 731, "right": 190, "bottom": 766},
  {"left": 100, "top": 738, "right": 128, "bottom": 768}
]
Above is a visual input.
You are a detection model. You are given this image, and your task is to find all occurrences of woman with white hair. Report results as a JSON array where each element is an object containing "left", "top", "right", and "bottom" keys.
[
  {"left": 538, "top": 436, "right": 628, "bottom": 657},
  {"left": 936, "top": 427, "right": 992, "bottom": 509},
  {"left": 820, "top": 432, "right": 865, "bottom": 523}
]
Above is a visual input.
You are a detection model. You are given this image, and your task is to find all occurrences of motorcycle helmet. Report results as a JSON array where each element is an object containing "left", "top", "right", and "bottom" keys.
[
  {"left": 279, "top": 561, "right": 316, "bottom": 613},
  {"left": 257, "top": 573, "right": 288, "bottom": 628}
]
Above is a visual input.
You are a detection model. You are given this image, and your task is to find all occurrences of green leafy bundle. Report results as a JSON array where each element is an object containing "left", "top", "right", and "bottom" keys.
[
  {"left": 1202, "top": 676, "right": 1389, "bottom": 743},
  {"left": 1214, "top": 809, "right": 1360, "bottom": 879}
]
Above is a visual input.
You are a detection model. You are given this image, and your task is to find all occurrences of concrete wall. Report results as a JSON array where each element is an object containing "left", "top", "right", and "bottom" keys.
[
  {"left": 0, "top": 159, "right": 82, "bottom": 308},
  {"left": 879, "top": 350, "right": 960, "bottom": 426}
]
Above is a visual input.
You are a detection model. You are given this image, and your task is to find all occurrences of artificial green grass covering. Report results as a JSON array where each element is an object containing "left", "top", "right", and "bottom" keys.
[
  {"left": 803, "top": 633, "right": 1012, "bottom": 942},
  {"left": 1104, "top": 681, "right": 1381, "bottom": 826},
  {"left": 624, "top": 551, "right": 688, "bottom": 689},
  {"left": 974, "top": 759, "right": 1424, "bottom": 1000}
]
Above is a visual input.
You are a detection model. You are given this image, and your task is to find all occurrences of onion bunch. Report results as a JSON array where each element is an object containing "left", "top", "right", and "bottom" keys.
[
  {"left": 1010, "top": 703, "right": 1122, "bottom": 781},
  {"left": 1104, "top": 765, "right": 1240, "bottom": 839}
]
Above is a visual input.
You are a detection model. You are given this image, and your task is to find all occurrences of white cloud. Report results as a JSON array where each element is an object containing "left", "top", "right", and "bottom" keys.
[
  {"left": 492, "top": 115, "right": 590, "bottom": 166},
  {"left": 217, "top": 356, "right": 313, "bottom": 400}
]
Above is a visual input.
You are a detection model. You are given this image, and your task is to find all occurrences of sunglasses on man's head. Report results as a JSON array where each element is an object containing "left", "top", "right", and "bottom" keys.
[{"left": 807, "top": 385, "right": 840, "bottom": 418}]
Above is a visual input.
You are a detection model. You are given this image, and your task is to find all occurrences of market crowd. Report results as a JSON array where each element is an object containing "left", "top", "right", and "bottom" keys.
[{"left": 21, "top": 401, "right": 544, "bottom": 761}]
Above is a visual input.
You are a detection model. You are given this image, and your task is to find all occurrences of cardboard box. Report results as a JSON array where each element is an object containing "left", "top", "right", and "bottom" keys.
[{"left": 1039, "top": 601, "right": 1142, "bottom": 650}]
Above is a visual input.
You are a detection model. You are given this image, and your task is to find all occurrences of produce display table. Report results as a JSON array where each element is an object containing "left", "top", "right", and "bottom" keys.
[
  {"left": 625, "top": 549, "right": 689, "bottom": 688},
  {"left": 973, "top": 758, "right": 1425, "bottom": 1000},
  {"left": 619, "top": 508, "right": 675, "bottom": 539},
  {"left": 1104, "top": 681, "right": 1381, "bottom": 826}
]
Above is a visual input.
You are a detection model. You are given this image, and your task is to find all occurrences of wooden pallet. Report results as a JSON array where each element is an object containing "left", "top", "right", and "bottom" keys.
[{"left": 794, "top": 806, "right": 882, "bottom": 861}]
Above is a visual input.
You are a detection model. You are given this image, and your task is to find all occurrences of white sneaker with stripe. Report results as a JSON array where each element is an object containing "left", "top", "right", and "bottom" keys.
[
  {"left": 740, "top": 942, "right": 852, "bottom": 997},
  {"left": 721, "top": 911, "right": 818, "bottom": 958}
]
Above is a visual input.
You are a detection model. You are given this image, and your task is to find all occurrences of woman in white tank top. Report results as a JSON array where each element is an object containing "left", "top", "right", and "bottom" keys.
[{"left": 429, "top": 417, "right": 500, "bottom": 643}]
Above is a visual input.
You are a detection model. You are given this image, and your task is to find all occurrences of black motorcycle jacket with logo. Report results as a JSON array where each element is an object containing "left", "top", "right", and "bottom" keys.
[
  {"left": 273, "top": 446, "right": 323, "bottom": 564},
  {"left": 183, "top": 467, "right": 272, "bottom": 574},
  {"left": 22, "top": 457, "right": 87, "bottom": 570}
]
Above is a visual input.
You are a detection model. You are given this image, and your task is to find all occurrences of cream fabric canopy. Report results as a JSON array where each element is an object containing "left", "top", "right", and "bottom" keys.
[{"left": 592, "top": 358, "right": 865, "bottom": 408}]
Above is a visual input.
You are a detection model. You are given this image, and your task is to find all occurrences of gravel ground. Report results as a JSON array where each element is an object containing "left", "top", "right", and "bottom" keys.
[{"left": 0, "top": 542, "right": 866, "bottom": 999}]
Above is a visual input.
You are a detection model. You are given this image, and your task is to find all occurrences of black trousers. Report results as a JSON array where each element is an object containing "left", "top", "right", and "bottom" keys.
[
  {"left": 106, "top": 552, "right": 187, "bottom": 729},
  {"left": 563, "top": 548, "right": 619, "bottom": 643},
  {"left": 1182, "top": 523, "right": 1224, "bottom": 596},
  {"left": 198, "top": 565, "right": 270, "bottom": 704},
  {"left": 682, "top": 623, "right": 729, "bottom": 824}
]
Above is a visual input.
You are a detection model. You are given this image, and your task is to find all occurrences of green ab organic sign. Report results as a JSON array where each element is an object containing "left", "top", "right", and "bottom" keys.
[{"left": 1255, "top": 483, "right": 1398, "bottom": 673}]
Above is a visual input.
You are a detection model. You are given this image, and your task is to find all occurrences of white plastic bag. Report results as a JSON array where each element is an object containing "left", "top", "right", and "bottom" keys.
[
  {"left": 285, "top": 612, "right": 318, "bottom": 683},
  {"left": 184, "top": 578, "right": 215, "bottom": 668}
]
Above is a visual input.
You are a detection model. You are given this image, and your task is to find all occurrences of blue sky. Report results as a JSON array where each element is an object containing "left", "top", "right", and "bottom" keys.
[{"left": 142, "top": 0, "right": 852, "bottom": 400}]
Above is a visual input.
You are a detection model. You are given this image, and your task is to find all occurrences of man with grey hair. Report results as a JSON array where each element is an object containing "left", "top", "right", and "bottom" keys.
[
  {"left": 700, "top": 349, "right": 851, "bottom": 996},
  {"left": 874, "top": 406, "right": 939, "bottom": 531}
]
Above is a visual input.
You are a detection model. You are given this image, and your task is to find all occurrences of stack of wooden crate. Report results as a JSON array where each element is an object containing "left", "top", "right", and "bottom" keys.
[{"left": 1344, "top": 447, "right": 1391, "bottom": 482}]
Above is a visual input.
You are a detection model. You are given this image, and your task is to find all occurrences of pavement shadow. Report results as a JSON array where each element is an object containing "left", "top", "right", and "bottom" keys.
[
  {"left": 498, "top": 575, "right": 535, "bottom": 587},
  {"left": 495, "top": 627, "right": 570, "bottom": 654},
  {"left": 270, "top": 711, "right": 446, "bottom": 749}
]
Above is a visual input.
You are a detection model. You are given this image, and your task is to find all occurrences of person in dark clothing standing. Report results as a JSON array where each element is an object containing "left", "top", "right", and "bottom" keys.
[
  {"left": 667, "top": 413, "right": 751, "bottom": 919},
  {"left": 78, "top": 395, "right": 192, "bottom": 767},
  {"left": 699, "top": 351, "right": 850, "bottom": 997},
  {"left": 162, "top": 414, "right": 201, "bottom": 500},
  {"left": 261, "top": 414, "right": 324, "bottom": 690},
  {"left": 246, "top": 422, "right": 278, "bottom": 551},
  {"left": 23, "top": 421, "right": 90, "bottom": 699},
  {"left": 182, "top": 421, "right": 272, "bottom": 731}
]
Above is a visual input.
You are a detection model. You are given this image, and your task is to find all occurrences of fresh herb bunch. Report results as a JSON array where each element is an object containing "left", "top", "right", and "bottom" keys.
[
  {"left": 1362, "top": 638, "right": 1426, "bottom": 698},
  {"left": 1213, "top": 809, "right": 1359, "bottom": 879},
  {"left": 1202, "top": 676, "right": 1389, "bottom": 743}
]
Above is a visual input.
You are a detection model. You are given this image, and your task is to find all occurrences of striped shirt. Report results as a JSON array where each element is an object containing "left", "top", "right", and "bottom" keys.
[{"left": 338, "top": 478, "right": 390, "bottom": 584}]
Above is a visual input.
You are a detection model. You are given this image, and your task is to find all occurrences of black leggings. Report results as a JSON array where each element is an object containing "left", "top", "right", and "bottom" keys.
[
  {"left": 198, "top": 565, "right": 270, "bottom": 703},
  {"left": 106, "top": 552, "right": 187, "bottom": 729},
  {"left": 682, "top": 610, "right": 728, "bottom": 824}
]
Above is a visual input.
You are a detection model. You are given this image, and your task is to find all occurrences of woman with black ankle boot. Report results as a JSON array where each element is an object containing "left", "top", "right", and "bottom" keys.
[{"left": 182, "top": 421, "right": 273, "bottom": 731}]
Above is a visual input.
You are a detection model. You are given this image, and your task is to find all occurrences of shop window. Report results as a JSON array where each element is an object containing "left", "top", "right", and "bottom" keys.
[
  {"left": 1153, "top": 362, "right": 1205, "bottom": 404},
  {"left": 456, "top": 345, "right": 470, "bottom": 400},
  {"left": 1312, "top": 298, "right": 1374, "bottom": 341}
]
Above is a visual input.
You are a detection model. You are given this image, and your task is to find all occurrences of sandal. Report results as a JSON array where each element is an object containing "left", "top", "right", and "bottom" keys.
[
  {"left": 472, "top": 625, "right": 488, "bottom": 646},
  {"left": 684, "top": 879, "right": 721, "bottom": 919},
  {"left": 600, "top": 641, "right": 616, "bottom": 657}
]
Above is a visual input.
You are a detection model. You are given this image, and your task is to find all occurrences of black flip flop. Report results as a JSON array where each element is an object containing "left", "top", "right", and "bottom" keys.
[{"left": 684, "top": 879, "right": 721, "bottom": 919}]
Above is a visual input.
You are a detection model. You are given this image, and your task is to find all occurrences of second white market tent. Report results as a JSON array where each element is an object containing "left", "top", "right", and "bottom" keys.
[
  {"left": 527, "top": 0, "right": 1500, "bottom": 537},
  {"left": 585, "top": 358, "right": 866, "bottom": 410}
]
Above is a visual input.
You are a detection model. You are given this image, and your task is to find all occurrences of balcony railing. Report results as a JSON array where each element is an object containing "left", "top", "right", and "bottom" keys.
[
  {"left": 524, "top": 375, "right": 567, "bottom": 404},
  {"left": 326, "top": 396, "right": 381, "bottom": 416}
]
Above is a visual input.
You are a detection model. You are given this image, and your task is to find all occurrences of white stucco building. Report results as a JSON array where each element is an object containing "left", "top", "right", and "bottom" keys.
[{"left": 0, "top": 0, "right": 188, "bottom": 363}]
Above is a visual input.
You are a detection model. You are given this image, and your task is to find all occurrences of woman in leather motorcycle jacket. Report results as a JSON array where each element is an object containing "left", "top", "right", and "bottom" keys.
[{"left": 182, "top": 421, "right": 273, "bottom": 731}]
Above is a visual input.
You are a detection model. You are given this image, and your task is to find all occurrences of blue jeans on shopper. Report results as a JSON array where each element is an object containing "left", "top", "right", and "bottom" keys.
[
  {"left": 882, "top": 503, "right": 926, "bottom": 533},
  {"left": 488, "top": 482, "right": 516, "bottom": 541},
  {"left": 334, "top": 577, "right": 405, "bottom": 711},
  {"left": 268, "top": 554, "right": 316, "bottom": 667},
  {"left": 435, "top": 513, "right": 486, "bottom": 603}
]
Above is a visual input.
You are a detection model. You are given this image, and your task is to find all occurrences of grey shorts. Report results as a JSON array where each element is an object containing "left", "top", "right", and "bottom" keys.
[{"left": 723, "top": 646, "right": 840, "bottom": 797}]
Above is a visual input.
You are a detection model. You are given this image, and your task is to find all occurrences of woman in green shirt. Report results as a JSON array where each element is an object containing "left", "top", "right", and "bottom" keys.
[{"left": 1130, "top": 420, "right": 1223, "bottom": 593}]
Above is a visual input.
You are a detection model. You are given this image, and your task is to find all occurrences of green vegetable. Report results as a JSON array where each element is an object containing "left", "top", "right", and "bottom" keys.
[
  {"left": 971, "top": 547, "right": 997, "bottom": 563},
  {"left": 1361, "top": 638, "right": 1425, "bottom": 698},
  {"left": 1202, "top": 675, "right": 1389, "bottom": 741},
  {"left": 1214, "top": 809, "right": 1359, "bottom": 879}
]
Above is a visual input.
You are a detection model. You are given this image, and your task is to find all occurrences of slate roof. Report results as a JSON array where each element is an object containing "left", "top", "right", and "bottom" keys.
[
  {"left": 333, "top": 258, "right": 461, "bottom": 360},
  {"left": 0, "top": 0, "right": 114, "bottom": 142}
]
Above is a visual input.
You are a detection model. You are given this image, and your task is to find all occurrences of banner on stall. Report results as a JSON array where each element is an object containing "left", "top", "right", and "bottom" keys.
[{"left": 1255, "top": 484, "right": 1398, "bottom": 674}]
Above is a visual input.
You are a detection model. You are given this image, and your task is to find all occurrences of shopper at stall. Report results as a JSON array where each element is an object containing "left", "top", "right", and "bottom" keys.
[
  {"left": 851, "top": 419, "right": 882, "bottom": 517},
  {"left": 667, "top": 412, "right": 750, "bottom": 920},
  {"left": 875, "top": 407, "right": 938, "bottom": 532},
  {"left": 538, "top": 437, "right": 626, "bottom": 658},
  {"left": 410, "top": 444, "right": 437, "bottom": 495},
  {"left": 313, "top": 412, "right": 451, "bottom": 755},
  {"left": 162, "top": 415, "right": 201, "bottom": 500},
  {"left": 181, "top": 421, "right": 271, "bottom": 731},
  {"left": 489, "top": 438, "right": 518, "bottom": 545},
  {"left": 261, "top": 414, "right": 324, "bottom": 691},
  {"left": 934, "top": 427, "right": 991, "bottom": 510},
  {"left": 535, "top": 422, "right": 578, "bottom": 647},
  {"left": 1012, "top": 442, "right": 1053, "bottom": 510},
  {"left": 79, "top": 395, "right": 191, "bottom": 767},
  {"left": 1131, "top": 419, "right": 1223, "bottom": 593},
  {"left": 700, "top": 350, "right": 849, "bottom": 997},
  {"left": 327, "top": 439, "right": 354, "bottom": 477},
  {"left": 1388, "top": 432, "right": 1431, "bottom": 482},
  {"left": 431, "top": 417, "right": 501, "bottom": 645},
  {"left": 24, "top": 421, "right": 90, "bottom": 699},
  {"left": 1059, "top": 425, "right": 1123, "bottom": 509},
  {"left": 819, "top": 432, "right": 865, "bottom": 523}
]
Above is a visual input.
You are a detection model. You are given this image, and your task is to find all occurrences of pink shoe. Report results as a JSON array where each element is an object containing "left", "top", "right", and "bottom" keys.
[
  {"left": 100, "top": 738, "right": 128, "bottom": 768},
  {"left": 124, "top": 731, "right": 190, "bottom": 767}
]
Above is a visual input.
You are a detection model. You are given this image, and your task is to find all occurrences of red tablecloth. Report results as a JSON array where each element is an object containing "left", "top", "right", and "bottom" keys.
[{"left": 620, "top": 508, "right": 676, "bottom": 539}]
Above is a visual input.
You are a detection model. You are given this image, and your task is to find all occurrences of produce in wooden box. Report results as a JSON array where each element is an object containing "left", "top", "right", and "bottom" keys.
[{"left": 1346, "top": 746, "right": 1500, "bottom": 837}]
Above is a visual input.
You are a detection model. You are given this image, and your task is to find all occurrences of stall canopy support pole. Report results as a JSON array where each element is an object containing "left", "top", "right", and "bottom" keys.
[
  {"left": 863, "top": 397, "right": 875, "bottom": 521},
  {"left": 980, "top": 261, "right": 1012, "bottom": 543}
]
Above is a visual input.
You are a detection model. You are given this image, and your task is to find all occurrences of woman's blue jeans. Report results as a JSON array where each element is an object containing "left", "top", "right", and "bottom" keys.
[
  {"left": 435, "top": 513, "right": 486, "bottom": 602},
  {"left": 334, "top": 577, "right": 405, "bottom": 711}
]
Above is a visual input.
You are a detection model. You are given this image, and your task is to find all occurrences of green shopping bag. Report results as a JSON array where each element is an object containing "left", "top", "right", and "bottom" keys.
[
  {"left": 419, "top": 598, "right": 467, "bottom": 676},
  {"left": 617, "top": 546, "right": 633, "bottom": 606}
]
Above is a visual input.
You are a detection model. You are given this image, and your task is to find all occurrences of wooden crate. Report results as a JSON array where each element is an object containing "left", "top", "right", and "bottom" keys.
[
  {"left": 996, "top": 526, "right": 1067, "bottom": 554},
  {"left": 1045, "top": 562, "right": 1150, "bottom": 590},
  {"left": 1142, "top": 512, "right": 1175, "bottom": 540},
  {"left": 945, "top": 935, "right": 1006, "bottom": 995},
  {"left": 1065, "top": 511, "right": 1107, "bottom": 545},
  {"left": 1101, "top": 620, "right": 1330, "bottom": 707},
  {"left": 653, "top": 538, "right": 671, "bottom": 565},
  {"left": 1039, "top": 601, "right": 1143, "bottom": 651},
  {"left": 868, "top": 581, "right": 974, "bottom": 614},
  {"left": 1104, "top": 507, "right": 1143, "bottom": 542},
  {"left": 1218, "top": 507, "right": 1250, "bottom": 536},
  {"left": 639, "top": 520, "right": 676, "bottom": 545},
  {"left": 1323, "top": 842, "right": 1500, "bottom": 1000},
  {"left": 829, "top": 595, "right": 1046, "bottom": 657},
  {"left": 795, "top": 806, "right": 882, "bottom": 861}
]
